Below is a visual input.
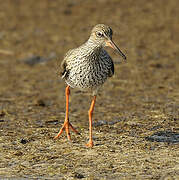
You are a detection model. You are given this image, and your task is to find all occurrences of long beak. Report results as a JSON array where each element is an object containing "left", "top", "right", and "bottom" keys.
[{"left": 106, "top": 39, "right": 126, "bottom": 60}]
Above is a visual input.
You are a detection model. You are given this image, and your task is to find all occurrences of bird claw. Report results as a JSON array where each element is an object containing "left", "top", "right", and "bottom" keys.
[{"left": 54, "top": 120, "right": 80, "bottom": 140}]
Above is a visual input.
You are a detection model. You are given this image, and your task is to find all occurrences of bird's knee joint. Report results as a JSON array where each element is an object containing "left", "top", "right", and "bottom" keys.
[{"left": 88, "top": 110, "right": 93, "bottom": 116}]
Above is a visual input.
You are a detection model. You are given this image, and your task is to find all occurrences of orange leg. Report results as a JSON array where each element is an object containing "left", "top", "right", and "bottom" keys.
[
  {"left": 54, "top": 86, "right": 79, "bottom": 140},
  {"left": 86, "top": 95, "right": 96, "bottom": 147}
]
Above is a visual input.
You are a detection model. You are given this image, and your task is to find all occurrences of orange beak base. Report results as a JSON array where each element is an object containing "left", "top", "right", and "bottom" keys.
[{"left": 106, "top": 40, "right": 126, "bottom": 60}]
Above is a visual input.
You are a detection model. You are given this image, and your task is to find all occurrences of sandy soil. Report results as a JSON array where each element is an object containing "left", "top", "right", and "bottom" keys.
[{"left": 0, "top": 0, "right": 179, "bottom": 179}]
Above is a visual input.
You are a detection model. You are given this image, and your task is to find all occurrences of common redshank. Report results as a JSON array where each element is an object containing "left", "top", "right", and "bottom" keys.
[{"left": 54, "top": 24, "right": 126, "bottom": 147}]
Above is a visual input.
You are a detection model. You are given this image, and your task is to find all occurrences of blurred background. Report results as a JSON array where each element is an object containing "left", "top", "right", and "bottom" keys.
[{"left": 0, "top": 0, "right": 178, "bottom": 179}]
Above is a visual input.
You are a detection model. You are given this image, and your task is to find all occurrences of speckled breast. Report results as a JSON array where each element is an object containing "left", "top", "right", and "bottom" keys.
[{"left": 65, "top": 56, "right": 113, "bottom": 91}]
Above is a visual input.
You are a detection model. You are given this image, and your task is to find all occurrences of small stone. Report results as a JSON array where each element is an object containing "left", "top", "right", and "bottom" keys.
[
  {"left": 20, "top": 139, "right": 28, "bottom": 144},
  {"left": 35, "top": 99, "right": 51, "bottom": 107},
  {"left": 74, "top": 172, "right": 84, "bottom": 179}
]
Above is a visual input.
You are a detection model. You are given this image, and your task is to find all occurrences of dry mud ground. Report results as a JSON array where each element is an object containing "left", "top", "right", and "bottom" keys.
[{"left": 0, "top": 0, "right": 179, "bottom": 179}]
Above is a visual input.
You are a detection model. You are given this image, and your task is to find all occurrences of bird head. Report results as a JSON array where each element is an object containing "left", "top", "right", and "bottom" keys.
[{"left": 90, "top": 24, "right": 126, "bottom": 60}]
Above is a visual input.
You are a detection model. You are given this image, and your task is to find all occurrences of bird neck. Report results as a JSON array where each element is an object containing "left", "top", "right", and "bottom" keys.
[{"left": 84, "top": 38, "right": 103, "bottom": 55}]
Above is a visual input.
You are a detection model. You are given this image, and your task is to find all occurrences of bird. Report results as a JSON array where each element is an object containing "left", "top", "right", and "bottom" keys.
[{"left": 54, "top": 24, "right": 126, "bottom": 147}]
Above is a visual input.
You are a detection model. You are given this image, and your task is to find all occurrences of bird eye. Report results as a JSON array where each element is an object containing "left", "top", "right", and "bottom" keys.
[{"left": 96, "top": 32, "right": 103, "bottom": 37}]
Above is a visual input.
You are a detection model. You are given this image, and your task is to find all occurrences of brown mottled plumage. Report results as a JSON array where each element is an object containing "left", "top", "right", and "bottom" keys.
[{"left": 54, "top": 24, "right": 126, "bottom": 147}]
